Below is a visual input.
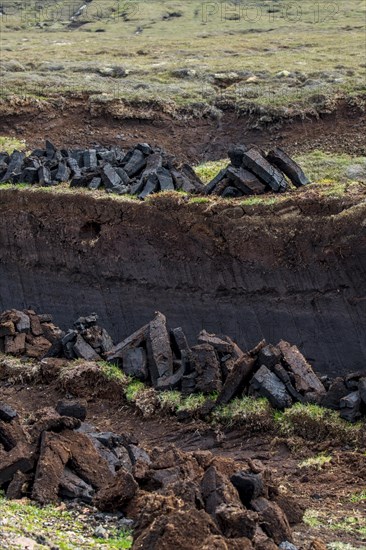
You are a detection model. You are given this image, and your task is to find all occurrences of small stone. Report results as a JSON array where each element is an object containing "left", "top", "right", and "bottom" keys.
[
  {"left": 15, "top": 311, "right": 31, "bottom": 333},
  {"left": 56, "top": 400, "right": 87, "bottom": 421},
  {"left": 0, "top": 403, "right": 18, "bottom": 422},
  {"left": 345, "top": 164, "right": 366, "bottom": 181},
  {"left": 94, "top": 525, "right": 108, "bottom": 539},
  {"left": 276, "top": 70, "right": 292, "bottom": 78},
  {"left": 279, "top": 543, "right": 298, "bottom": 550}
]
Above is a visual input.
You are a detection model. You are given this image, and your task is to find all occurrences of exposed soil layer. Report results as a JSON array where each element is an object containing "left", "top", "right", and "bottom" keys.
[
  {"left": 0, "top": 100, "right": 365, "bottom": 162},
  {"left": 0, "top": 188, "right": 365, "bottom": 377}
]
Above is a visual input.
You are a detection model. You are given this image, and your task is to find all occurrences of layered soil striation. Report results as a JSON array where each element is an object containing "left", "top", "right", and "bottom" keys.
[{"left": 0, "top": 188, "right": 365, "bottom": 377}]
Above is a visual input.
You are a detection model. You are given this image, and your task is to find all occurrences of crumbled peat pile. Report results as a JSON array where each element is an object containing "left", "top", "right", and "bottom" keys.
[
  {"left": 205, "top": 145, "right": 310, "bottom": 197},
  {"left": 0, "top": 140, "right": 310, "bottom": 198},
  {"left": 0, "top": 140, "right": 203, "bottom": 198},
  {"left": 1, "top": 309, "right": 365, "bottom": 421},
  {"left": 0, "top": 310, "right": 113, "bottom": 361},
  {"left": 0, "top": 403, "right": 303, "bottom": 549}
]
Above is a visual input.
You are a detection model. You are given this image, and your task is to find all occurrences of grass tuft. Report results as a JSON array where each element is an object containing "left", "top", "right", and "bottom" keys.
[
  {"left": 0, "top": 136, "right": 27, "bottom": 153},
  {"left": 274, "top": 403, "right": 365, "bottom": 445},
  {"left": 0, "top": 494, "right": 133, "bottom": 549},
  {"left": 125, "top": 379, "right": 146, "bottom": 402},
  {"left": 98, "top": 361, "right": 128, "bottom": 383},
  {"left": 299, "top": 453, "right": 332, "bottom": 469},
  {"left": 349, "top": 490, "right": 366, "bottom": 503},
  {"left": 194, "top": 159, "right": 229, "bottom": 183},
  {"left": 212, "top": 396, "right": 274, "bottom": 432}
]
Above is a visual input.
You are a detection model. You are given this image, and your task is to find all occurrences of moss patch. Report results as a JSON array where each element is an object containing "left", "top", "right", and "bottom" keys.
[{"left": 0, "top": 495, "right": 133, "bottom": 549}]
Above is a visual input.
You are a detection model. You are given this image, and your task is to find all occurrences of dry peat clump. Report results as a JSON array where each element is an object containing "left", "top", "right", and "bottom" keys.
[{"left": 0, "top": 401, "right": 310, "bottom": 549}]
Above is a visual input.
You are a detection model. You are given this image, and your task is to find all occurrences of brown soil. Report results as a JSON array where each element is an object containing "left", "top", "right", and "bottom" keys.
[
  {"left": 1, "top": 380, "right": 365, "bottom": 548},
  {"left": 0, "top": 99, "right": 365, "bottom": 162}
]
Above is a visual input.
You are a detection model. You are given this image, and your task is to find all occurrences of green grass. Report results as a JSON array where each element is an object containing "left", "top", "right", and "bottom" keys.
[
  {"left": 0, "top": 495, "right": 133, "bottom": 549},
  {"left": 177, "top": 393, "right": 207, "bottom": 412},
  {"left": 299, "top": 453, "right": 332, "bottom": 469},
  {"left": 124, "top": 379, "right": 146, "bottom": 402},
  {"left": 294, "top": 150, "right": 366, "bottom": 183},
  {"left": 157, "top": 390, "right": 215, "bottom": 413},
  {"left": 188, "top": 196, "right": 211, "bottom": 204},
  {"left": 0, "top": 1, "right": 365, "bottom": 115},
  {"left": 211, "top": 396, "right": 274, "bottom": 431},
  {"left": 158, "top": 390, "right": 182, "bottom": 412},
  {"left": 0, "top": 136, "right": 27, "bottom": 153},
  {"left": 304, "top": 508, "right": 366, "bottom": 540},
  {"left": 194, "top": 159, "right": 228, "bottom": 183},
  {"left": 350, "top": 490, "right": 366, "bottom": 503},
  {"left": 274, "top": 403, "right": 365, "bottom": 445},
  {"left": 97, "top": 360, "right": 128, "bottom": 383}
]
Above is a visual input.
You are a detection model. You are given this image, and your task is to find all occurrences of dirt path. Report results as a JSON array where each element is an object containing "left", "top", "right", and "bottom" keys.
[
  {"left": 1, "top": 100, "right": 365, "bottom": 162},
  {"left": 2, "top": 382, "right": 365, "bottom": 548}
]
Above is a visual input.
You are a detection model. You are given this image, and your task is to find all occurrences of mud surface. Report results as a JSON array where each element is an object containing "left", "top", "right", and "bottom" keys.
[
  {"left": 0, "top": 189, "right": 365, "bottom": 377},
  {"left": 1, "top": 100, "right": 365, "bottom": 162}
]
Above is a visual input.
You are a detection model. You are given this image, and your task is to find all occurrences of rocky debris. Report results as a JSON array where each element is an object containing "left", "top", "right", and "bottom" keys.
[
  {"left": 1, "top": 308, "right": 365, "bottom": 420},
  {"left": 107, "top": 313, "right": 330, "bottom": 412},
  {"left": 46, "top": 313, "right": 114, "bottom": 361},
  {"left": 0, "top": 309, "right": 60, "bottom": 358},
  {"left": 1, "top": 141, "right": 310, "bottom": 199},
  {"left": 0, "top": 406, "right": 304, "bottom": 548},
  {"left": 0, "top": 141, "right": 203, "bottom": 199},
  {"left": 205, "top": 144, "right": 310, "bottom": 196},
  {"left": 0, "top": 309, "right": 114, "bottom": 362}
]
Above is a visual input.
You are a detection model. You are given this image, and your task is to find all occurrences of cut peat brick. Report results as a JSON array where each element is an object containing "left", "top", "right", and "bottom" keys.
[
  {"left": 241, "top": 148, "right": 287, "bottom": 192},
  {"left": 32, "top": 432, "right": 70, "bottom": 504},
  {"left": 146, "top": 312, "right": 174, "bottom": 385},
  {"left": 266, "top": 147, "right": 310, "bottom": 187},
  {"left": 106, "top": 323, "right": 149, "bottom": 363},
  {"left": 277, "top": 340, "right": 325, "bottom": 395},
  {"left": 191, "top": 343, "right": 222, "bottom": 394},
  {"left": 0, "top": 444, "right": 35, "bottom": 486},
  {"left": 94, "top": 468, "right": 138, "bottom": 511},
  {"left": 205, "top": 168, "right": 228, "bottom": 195},
  {"left": 227, "top": 166, "right": 266, "bottom": 195},
  {"left": 216, "top": 355, "right": 256, "bottom": 406}
]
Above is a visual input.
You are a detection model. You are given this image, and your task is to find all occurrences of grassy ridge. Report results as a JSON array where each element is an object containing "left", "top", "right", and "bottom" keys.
[{"left": 0, "top": 1, "right": 365, "bottom": 115}]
